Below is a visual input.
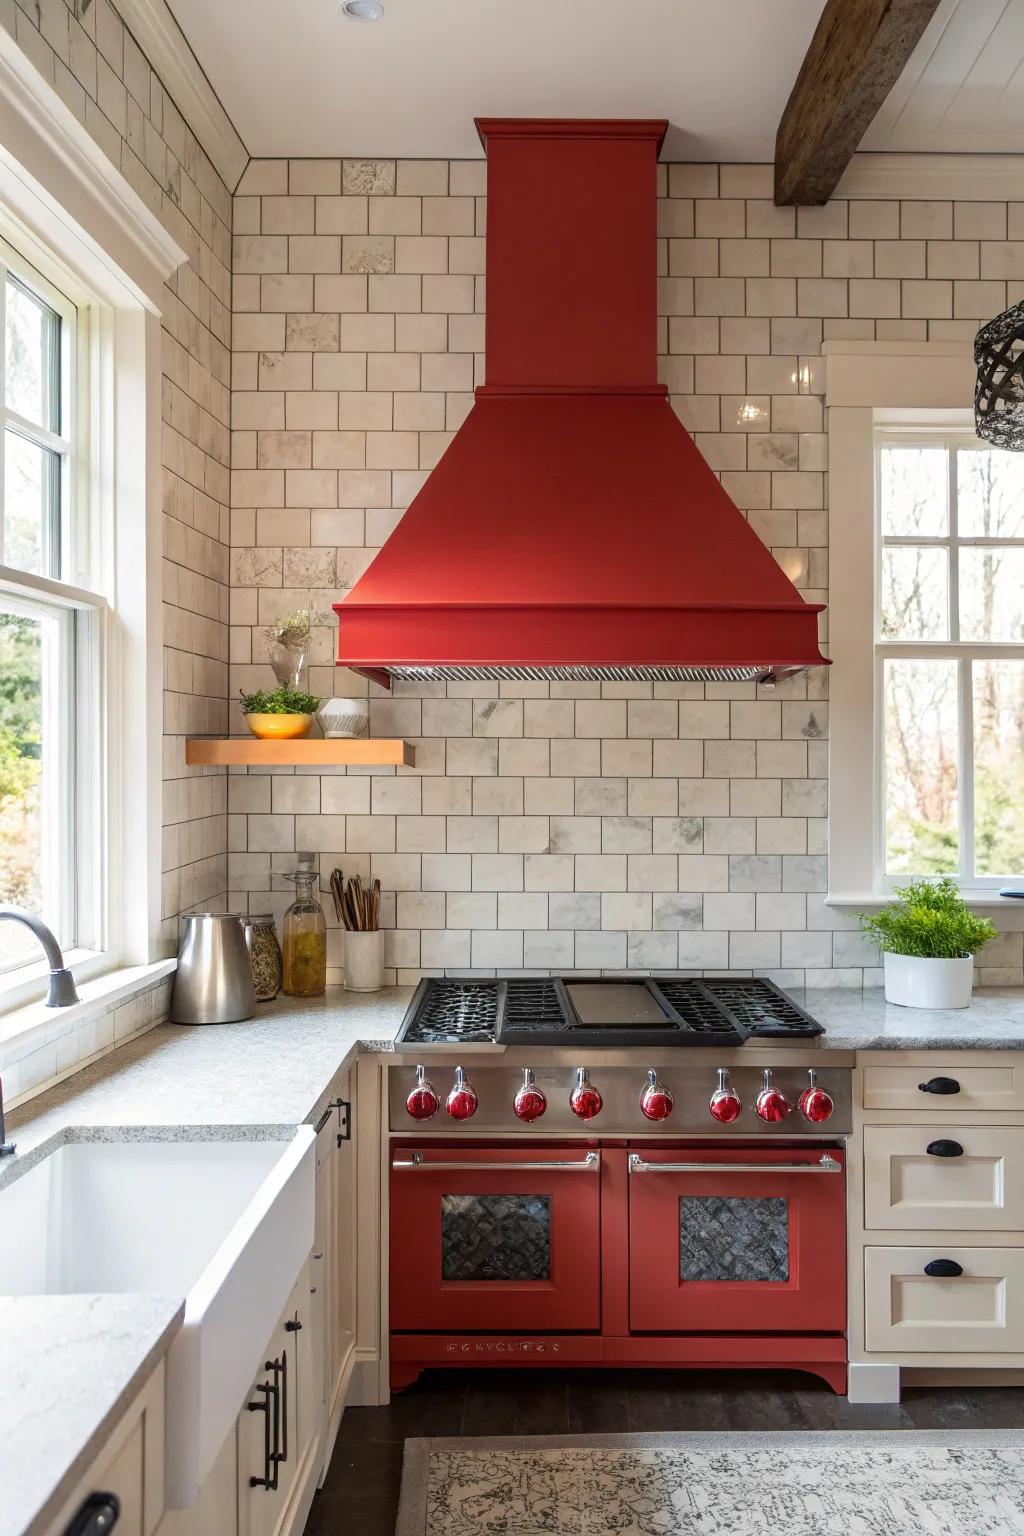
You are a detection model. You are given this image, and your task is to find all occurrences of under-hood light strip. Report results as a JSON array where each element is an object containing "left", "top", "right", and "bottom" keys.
[{"left": 387, "top": 664, "right": 778, "bottom": 685}]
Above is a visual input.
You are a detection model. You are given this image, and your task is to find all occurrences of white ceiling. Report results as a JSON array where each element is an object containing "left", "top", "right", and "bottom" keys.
[
  {"left": 863, "top": 0, "right": 1024, "bottom": 154},
  {"left": 167, "top": 0, "right": 828, "bottom": 163}
]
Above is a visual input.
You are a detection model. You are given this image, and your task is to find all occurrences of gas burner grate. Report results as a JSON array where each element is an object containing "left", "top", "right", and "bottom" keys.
[
  {"left": 399, "top": 980, "right": 500, "bottom": 1045},
  {"left": 504, "top": 979, "right": 567, "bottom": 1031},
  {"left": 698, "top": 978, "right": 823, "bottom": 1037},
  {"left": 652, "top": 979, "right": 750, "bottom": 1034}
]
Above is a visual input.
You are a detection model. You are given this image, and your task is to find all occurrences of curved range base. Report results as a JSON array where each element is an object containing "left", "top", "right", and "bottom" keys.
[{"left": 389, "top": 1335, "right": 848, "bottom": 1396}]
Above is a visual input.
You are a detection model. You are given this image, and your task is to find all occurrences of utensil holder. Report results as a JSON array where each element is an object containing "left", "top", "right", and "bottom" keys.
[{"left": 344, "top": 928, "right": 383, "bottom": 992}]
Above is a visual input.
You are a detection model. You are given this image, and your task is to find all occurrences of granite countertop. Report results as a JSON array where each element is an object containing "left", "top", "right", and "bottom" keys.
[
  {"left": 0, "top": 1295, "right": 184, "bottom": 1536},
  {"left": 800, "top": 986, "right": 1024, "bottom": 1050}
]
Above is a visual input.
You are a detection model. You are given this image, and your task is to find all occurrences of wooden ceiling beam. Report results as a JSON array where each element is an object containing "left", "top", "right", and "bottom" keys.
[{"left": 774, "top": 0, "right": 942, "bottom": 206}]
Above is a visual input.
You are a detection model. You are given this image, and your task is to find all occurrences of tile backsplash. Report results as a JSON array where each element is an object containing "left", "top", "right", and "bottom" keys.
[{"left": 223, "top": 157, "right": 1024, "bottom": 989}]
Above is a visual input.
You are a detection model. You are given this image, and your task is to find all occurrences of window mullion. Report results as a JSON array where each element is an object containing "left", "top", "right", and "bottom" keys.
[
  {"left": 960, "top": 656, "right": 975, "bottom": 883},
  {"left": 948, "top": 437, "right": 959, "bottom": 642},
  {"left": 0, "top": 259, "right": 6, "bottom": 569}
]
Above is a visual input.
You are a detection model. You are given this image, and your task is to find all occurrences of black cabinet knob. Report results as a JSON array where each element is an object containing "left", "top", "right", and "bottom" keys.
[
  {"left": 64, "top": 1494, "right": 119, "bottom": 1535},
  {"left": 285, "top": 1316, "right": 303, "bottom": 1332},
  {"left": 926, "top": 1139, "right": 964, "bottom": 1157},
  {"left": 918, "top": 1076, "right": 961, "bottom": 1095},
  {"left": 924, "top": 1258, "right": 963, "bottom": 1278}
]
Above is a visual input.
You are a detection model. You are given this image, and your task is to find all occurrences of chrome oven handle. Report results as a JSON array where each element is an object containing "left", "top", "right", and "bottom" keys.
[
  {"left": 392, "top": 1151, "right": 601, "bottom": 1172},
  {"left": 628, "top": 1153, "right": 842, "bottom": 1175}
]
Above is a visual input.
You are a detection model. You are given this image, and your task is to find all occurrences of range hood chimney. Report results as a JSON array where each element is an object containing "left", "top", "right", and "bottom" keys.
[{"left": 334, "top": 118, "right": 828, "bottom": 686}]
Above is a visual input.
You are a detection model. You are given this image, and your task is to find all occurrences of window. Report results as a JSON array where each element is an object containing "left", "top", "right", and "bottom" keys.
[
  {"left": 876, "top": 433, "right": 1024, "bottom": 888},
  {"left": 0, "top": 241, "right": 97, "bottom": 979}
]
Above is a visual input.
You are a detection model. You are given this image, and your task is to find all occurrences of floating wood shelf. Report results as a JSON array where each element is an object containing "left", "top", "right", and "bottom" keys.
[{"left": 185, "top": 738, "right": 416, "bottom": 767}]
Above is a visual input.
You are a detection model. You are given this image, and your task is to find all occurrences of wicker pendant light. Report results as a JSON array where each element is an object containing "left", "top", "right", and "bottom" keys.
[{"left": 975, "top": 299, "right": 1024, "bottom": 450}]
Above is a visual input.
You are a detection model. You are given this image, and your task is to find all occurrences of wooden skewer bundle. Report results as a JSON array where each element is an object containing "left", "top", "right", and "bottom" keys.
[{"left": 329, "top": 869, "right": 381, "bottom": 932}]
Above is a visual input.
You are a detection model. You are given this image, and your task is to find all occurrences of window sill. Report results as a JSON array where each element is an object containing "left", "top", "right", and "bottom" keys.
[
  {"left": 826, "top": 892, "right": 1024, "bottom": 910},
  {"left": 0, "top": 958, "right": 176, "bottom": 1058}
]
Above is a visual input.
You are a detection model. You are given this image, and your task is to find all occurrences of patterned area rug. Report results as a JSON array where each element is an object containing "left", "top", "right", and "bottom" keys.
[{"left": 395, "top": 1430, "right": 1024, "bottom": 1535}]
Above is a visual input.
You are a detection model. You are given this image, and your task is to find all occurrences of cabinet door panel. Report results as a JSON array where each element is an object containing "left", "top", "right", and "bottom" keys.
[
  {"left": 862, "top": 1065, "right": 1024, "bottom": 1112},
  {"left": 864, "top": 1126, "right": 1024, "bottom": 1232},
  {"left": 865, "top": 1246, "right": 1024, "bottom": 1353}
]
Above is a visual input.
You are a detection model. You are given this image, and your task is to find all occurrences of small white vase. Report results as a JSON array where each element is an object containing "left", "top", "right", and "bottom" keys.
[
  {"left": 316, "top": 697, "right": 369, "bottom": 739},
  {"left": 344, "top": 929, "right": 382, "bottom": 992},
  {"left": 883, "top": 952, "right": 974, "bottom": 1010}
]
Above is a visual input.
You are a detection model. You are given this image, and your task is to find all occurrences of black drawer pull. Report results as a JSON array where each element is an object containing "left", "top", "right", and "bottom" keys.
[
  {"left": 65, "top": 1494, "right": 120, "bottom": 1535},
  {"left": 924, "top": 1258, "right": 964, "bottom": 1278},
  {"left": 285, "top": 1314, "right": 302, "bottom": 1332},
  {"left": 926, "top": 1139, "right": 964, "bottom": 1158},
  {"left": 918, "top": 1077, "right": 961, "bottom": 1095}
]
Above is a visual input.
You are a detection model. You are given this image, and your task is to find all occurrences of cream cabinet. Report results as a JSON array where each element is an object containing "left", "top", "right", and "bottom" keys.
[
  {"left": 44, "top": 1363, "right": 165, "bottom": 1536},
  {"left": 851, "top": 1048, "right": 1024, "bottom": 1404},
  {"left": 311, "top": 1071, "right": 358, "bottom": 1461},
  {"left": 865, "top": 1245, "right": 1024, "bottom": 1354},
  {"left": 864, "top": 1125, "right": 1024, "bottom": 1232},
  {"left": 862, "top": 1062, "right": 1024, "bottom": 1113}
]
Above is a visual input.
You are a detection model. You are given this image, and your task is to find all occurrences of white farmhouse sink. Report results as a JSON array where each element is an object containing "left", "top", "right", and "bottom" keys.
[{"left": 0, "top": 1131, "right": 315, "bottom": 1507}]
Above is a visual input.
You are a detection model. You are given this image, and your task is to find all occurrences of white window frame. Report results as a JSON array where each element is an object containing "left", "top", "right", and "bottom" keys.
[
  {"left": 874, "top": 429, "right": 1024, "bottom": 892},
  {"left": 826, "top": 339, "right": 1022, "bottom": 909},
  {"left": 0, "top": 24, "right": 185, "bottom": 1021},
  {"left": 0, "top": 240, "right": 96, "bottom": 973}
]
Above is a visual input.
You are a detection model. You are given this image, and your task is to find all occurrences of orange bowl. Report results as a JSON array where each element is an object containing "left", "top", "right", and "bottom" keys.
[{"left": 245, "top": 713, "right": 314, "bottom": 741}]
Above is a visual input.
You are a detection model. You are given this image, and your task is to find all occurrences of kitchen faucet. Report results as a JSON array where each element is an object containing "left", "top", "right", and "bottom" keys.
[{"left": 0, "top": 906, "right": 80, "bottom": 1007}]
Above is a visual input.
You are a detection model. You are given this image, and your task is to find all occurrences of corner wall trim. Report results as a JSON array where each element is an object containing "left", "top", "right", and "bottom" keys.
[
  {"left": 0, "top": 26, "right": 186, "bottom": 310},
  {"left": 837, "top": 152, "right": 1024, "bottom": 202},
  {"left": 115, "top": 0, "right": 248, "bottom": 192}
]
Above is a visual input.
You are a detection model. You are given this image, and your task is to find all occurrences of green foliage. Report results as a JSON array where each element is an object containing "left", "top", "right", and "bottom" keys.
[
  {"left": 860, "top": 877, "right": 998, "bottom": 959},
  {"left": 239, "top": 685, "right": 320, "bottom": 716}
]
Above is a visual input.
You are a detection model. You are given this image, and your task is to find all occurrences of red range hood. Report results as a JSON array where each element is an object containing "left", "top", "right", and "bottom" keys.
[{"left": 334, "top": 117, "right": 828, "bottom": 686}]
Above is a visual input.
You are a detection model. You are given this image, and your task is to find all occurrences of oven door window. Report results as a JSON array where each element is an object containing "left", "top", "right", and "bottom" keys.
[
  {"left": 441, "top": 1193, "right": 551, "bottom": 1282},
  {"left": 679, "top": 1195, "right": 789, "bottom": 1283}
]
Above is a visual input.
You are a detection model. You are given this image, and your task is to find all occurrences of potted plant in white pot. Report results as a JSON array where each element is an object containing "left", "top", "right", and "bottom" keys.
[{"left": 860, "top": 877, "right": 997, "bottom": 1010}]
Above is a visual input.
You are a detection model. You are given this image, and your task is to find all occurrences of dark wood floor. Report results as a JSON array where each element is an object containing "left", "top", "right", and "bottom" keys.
[{"left": 305, "top": 1367, "right": 1024, "bottom": 1535}]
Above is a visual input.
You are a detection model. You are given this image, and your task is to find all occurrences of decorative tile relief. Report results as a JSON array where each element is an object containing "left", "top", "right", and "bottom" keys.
[
  {"left": 3, "top": 0, "right": 232, "bottom": 953},
  {"left": 224, "top": 157, "right": 1024, "bottom": 989}
]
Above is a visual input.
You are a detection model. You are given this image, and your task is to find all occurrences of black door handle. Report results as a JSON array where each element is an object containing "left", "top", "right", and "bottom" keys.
[
  {"left": 64, "top": 1494, "right": 120, "bottom": 1535},
  {"left": 918, "top": 1077, "right": 961, "bottom": 1095},
  {"left": 926, "top": 1139, "right": 964, "bottom": 1157},
  {"left": 924, "top": 1258, "right": 964, "bottom": 1278}
]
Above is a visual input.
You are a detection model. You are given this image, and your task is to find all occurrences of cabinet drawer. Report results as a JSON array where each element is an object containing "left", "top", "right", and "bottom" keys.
[
  {"left": 864, "top": 1126, "right": 1024, "bottom": 1232},
  {"left": 865, "top": 1246, "right": 1024, "bottom": 1354},
  {"left": 862, "top": 1064, "right": 1024, "bottom": 1113}
]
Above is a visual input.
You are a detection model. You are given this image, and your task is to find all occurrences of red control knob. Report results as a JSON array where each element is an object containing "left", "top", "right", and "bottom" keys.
[
  {"left": 755, "top": 1068, "right": 792, "bottom": 1123},
  {"left": 514, "top": 1067, "right": 547, "bottom": 1123},
  {"left": 446, "top": 1066, "right": 478, "bottom": 1121},
  {"left": 709, "top": 1067, "right": 742, "bottom": 1124},
  {"left": 640, "top": 1069, "right": 674, "bottom": 1121},
  {"left": 570, "top": 1066, "right": 603, "bottom": 1121},
  {"left": 406, "top": 1064, "right": 439, "bottom": 1122},
  {"left": 799, "top": 1069, "right": 834, "bottom": 1124}
]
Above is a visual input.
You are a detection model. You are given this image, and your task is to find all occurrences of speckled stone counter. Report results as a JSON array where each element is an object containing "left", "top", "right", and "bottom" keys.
[
  {"left": 802, "top": 986, "right": 1024, "bottom": 1050},
  {"left": 0, "top": 1294, "right": 184, "bottom": 1536},
  {"left": 5, "top": 985, "right": 414, "bottom": 1177}
]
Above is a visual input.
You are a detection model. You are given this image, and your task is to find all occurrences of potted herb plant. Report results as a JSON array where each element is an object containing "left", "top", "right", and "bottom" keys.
[
  {"left": 239, "top": 685, "right": 321, "bottom": 741},
  {"left": 860, "top": 877, "right": 997, "bottom": 1010}
]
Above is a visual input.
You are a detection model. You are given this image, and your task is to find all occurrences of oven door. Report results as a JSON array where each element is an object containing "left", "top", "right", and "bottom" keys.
[
  {"left": 627, "top": 1145, "right": 845, "bottom": 1333},
  {"left": 390, "top": 1144, "right": 602, "bottom": 1332}
]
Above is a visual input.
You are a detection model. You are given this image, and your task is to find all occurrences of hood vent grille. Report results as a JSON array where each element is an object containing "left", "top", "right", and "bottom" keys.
[{"left": 389, "top": 664, "right": 777, "bottom": 685}]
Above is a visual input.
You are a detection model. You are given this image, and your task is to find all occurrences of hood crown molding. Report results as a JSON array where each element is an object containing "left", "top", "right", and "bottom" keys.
[{"left": 115, "top": 0, "right": 248, "bottom": 192}]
